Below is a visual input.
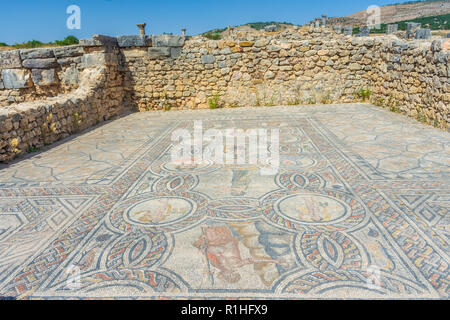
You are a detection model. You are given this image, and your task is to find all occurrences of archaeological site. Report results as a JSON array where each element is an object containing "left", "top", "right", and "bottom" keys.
[{"left": 0, "top": 1, "right": 449, "bottom": 304}]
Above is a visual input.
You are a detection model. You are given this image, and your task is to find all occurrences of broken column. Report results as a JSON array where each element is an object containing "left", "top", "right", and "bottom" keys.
[
  {"left": 321, "top": 14, "right": 327, "bottom": 27},
  {"left": 137, "top": 23, "right": 147, "bottom": 36}
]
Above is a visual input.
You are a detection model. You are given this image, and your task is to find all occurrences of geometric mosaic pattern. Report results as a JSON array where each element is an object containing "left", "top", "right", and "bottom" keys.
[{"left": 0, "top": 104, "right": 448, "bottom": 299}]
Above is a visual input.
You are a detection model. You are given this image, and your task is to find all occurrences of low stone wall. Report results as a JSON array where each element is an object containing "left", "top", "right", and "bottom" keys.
[
  {"left": 123, "top": 27, "right": 449, "bottom": 130},
  {"left": 0, "top": 37, "right": 126, "bottom": 162}
]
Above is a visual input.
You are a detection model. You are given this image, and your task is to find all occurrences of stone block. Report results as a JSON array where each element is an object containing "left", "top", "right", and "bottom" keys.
[
  {"left": 20, "top": 48, "right": 54, "bottom": 60},
  {"left": 81, "top": 52, "right": 117, "bottom": 67},
  {"left": 22, "top": 58, "right": 58, "bottom": 69},
  {"left": 1, "top": 69, "right": 31, "bottom": 89},
  {"left": 152, "top": 35, "right": 185, "bottom": 48},
  {"left": 79, "top": 34, "right": 118, "bottom": 47},
  {"left": 239, "top": 41, "right": 254, "bottom": 47},
  {"left": 148, "top": 47, "right": 171, "bottom": 59},
  {"left": 53, "top": 45, "right": 84, "bottom": 58},
  {"left": 117, "top": 35, "right": 151, "bottom": 47},
  {"left": 57, "top": 56, "right": 82, "bottom": 66},
  {"left": 81, "top": 53, "right": 104, "bottom": 67},
  {"left": 60, "top": 66, "right": 79, "bottom": 85},
  {"left": 170, "top": 47, "right": 182, "bottom": 59},
  {"left": 254, "top": 39, "right": 269, "bottom": 47},
  {"left": 0, "top": 50, "right": 22, "bottom": 68},
  {"left": 201, "top": 55, "right": 215, "bottom": 64},
  {"left": 31, "top": 69, "right": 57, "bottom": 86}
]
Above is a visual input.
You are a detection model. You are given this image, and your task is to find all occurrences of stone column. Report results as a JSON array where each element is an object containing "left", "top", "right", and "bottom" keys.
[
  {"left": 321, "top": 14, "right": 327, "bottom": 27},
  {"left": 137, "top": 23, "right": 147, "bottom": 36},
  {"left": 182, "top": 28, "right": 186, "bottom": 37}
]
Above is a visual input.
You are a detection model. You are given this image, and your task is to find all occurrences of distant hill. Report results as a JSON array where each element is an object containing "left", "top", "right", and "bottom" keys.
[
  {"left": 328, "top": 0, "right": 450, "bottom": 27},
  {"left": 352, "top": 13, "right": 449, "bottom": 34}
]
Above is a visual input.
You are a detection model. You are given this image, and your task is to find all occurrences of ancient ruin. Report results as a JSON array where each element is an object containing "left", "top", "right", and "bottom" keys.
[
  {"left": 0, "top": 23, "right": 449, "bottom": 162},
  {"left": 0, "top": 14, "right": 449, "bottom": 300}
]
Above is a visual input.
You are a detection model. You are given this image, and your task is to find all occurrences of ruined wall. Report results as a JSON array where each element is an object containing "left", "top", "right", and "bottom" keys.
[
  {"left": 370, "top": 39, "right": 449, "bottom": 128},
  {"left": 0, "top": 27, "right": 449, "bottom": 162},
  {"left": 123, "top": 27, "right": 449, "bottom": 130},
  {"left": 0, "top": 45, "right": 85, "bottom": 107},
  {"left": 0, "top": 36, "right": 127, "bottom": 162}
]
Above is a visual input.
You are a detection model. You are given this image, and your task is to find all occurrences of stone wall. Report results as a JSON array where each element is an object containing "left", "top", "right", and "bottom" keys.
[
  {"left": 122, "top": 27, "right": 449, "bottom": 130},
  {"left": 370, "top": 39, "right": 449, "bottom": 128},
  {"left": 0, "top": 45, "right": 85, "bottom": 107},
  {"left": 0, "top": 27, "right": 449, "bottom": 162},
  {"left": 0, "top": 36, "right": 126, "bottom": 162}
]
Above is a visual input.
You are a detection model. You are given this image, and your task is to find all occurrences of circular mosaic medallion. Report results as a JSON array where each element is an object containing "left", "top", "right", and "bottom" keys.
[
  {"left": 261, "top": 189, "right": 367, "bottom": 231},
  {"left": 124, "top": 197, "right": 196, "bottom": 227},
  {"left": 276, "top": 194, "right": 349, "bottom": 225}
]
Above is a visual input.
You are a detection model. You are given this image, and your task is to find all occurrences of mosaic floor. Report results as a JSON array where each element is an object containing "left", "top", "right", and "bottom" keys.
[{"left": 0, "top": 104, "right": 448, "bottom": 299}]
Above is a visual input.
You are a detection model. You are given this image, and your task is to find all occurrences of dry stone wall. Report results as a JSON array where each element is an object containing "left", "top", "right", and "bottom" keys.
[
  {"left": 0, "top": 36, "right": 127, "bottom": 162},
  {"left": 122, "top": 27, "right": 449, "bottom": 130},
  {"left": 0, "top": 27, "right": 449, "bottom": 162},
  {"left": 0, "top": 45, "right": 85, "bottom": 107}
]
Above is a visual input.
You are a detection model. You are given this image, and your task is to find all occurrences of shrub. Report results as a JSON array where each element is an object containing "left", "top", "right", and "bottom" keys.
[
  {"left": 54, "top": 36, "right": 79, "bottom": 46},
  {"left": 204, "top": 33, "right": 221, "bottom": 40},
  {"left": 27, "top": 146, "right": 41, "bottom": 153},
  {"left": 208, "top": 93, "right": 221, "bottom": 109},
  {"left": 356, "top": 88, "right": 371, "bottom": 101},
  {"left": 12, "top": 40, "right": 45, "bottom": 49}
]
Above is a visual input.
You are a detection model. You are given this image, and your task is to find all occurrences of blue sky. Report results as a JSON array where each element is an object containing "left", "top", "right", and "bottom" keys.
[{"left": 0, "top": 0, "right": 396, "bottom": 44}]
